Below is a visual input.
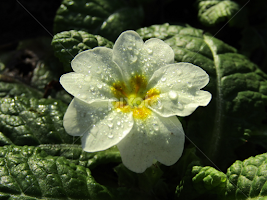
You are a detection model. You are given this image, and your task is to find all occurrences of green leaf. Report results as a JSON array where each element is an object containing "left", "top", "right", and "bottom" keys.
[
  {"left": 114, "top": 163, "right": 170, "bottom": 199},
  {"left": 192, "top": 166, "right": 227, "bottom": 195},
  {"left": 177, "top": 153, "right": 267, "bottom": 200},
  {"left": 51, "top": 30, "right": 113, "bottom": 71},
  {"left": 0, "top": 145, "right": 113, "bottom": 199},
  {"left": 39, "top": 144, "right": 121, "bottom": 169},
  {"left": 54, "top": 0, "right": 144, "bottom": 41},
  {"left": 137, "top": 23, "right": 267, "bottom": 169},
  {"left": 196, "top": 0, "right": 240, "bottom": 27},
  {"left": 224, "top": 153, "right": 267, "bottom": 200},
  {"left": 0, "top": 76, "right": 42, "bottom": 99},
  {"left": 0, "top": 96, "right": 76, "bottom": 146},
  {"left": 176, "top": 163, "right": 227, "bottom": 199}
]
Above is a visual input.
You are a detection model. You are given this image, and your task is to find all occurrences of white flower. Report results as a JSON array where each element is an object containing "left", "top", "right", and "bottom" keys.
[{"left": 60, "top": 30, "right": 211, "bottom": 173}]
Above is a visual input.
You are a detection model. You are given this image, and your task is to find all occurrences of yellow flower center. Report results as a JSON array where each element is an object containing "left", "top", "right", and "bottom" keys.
[{"left": 111, "top": 74, "right": 160, "bottom": 120}]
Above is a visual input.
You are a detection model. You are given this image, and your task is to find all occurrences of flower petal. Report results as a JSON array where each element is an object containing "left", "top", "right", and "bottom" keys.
[
  {"left": 148, "top": 62, "right": 212, "bottom": 117},
  {"left": 117, "top": 113, "right": 184, "bottom": 173},
  {"left": 113, "top": 31, "right": 174, "bottom": 82},
  {"left": 82, "top": 110, "right": 134, "bottom": 152},
  {"left": 63, "top": 98, "right": 111, "bottom": 136},
  {"left": 71, "top": 47, "right": 123, "bottom": 85},
  {"left": 60, "top": 72, "right": 117, "bottom": 103}
]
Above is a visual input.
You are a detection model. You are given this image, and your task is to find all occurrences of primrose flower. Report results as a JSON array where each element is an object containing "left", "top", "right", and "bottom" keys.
[{"left": 60, "top": 30, "right": 211, "bottom": 173}]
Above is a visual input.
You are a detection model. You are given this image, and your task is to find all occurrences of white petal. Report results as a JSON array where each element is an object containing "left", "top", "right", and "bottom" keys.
[
  {"left": 148, "top": 62, "right": 212, "bottom": 117},
  {"left": 82, "top": 110, "right": 134, "bottom": 152},
  {"left": 71, "top": 47, "right": 123, "bottom": 85},
  {"left": 63, "top": 98, "right": 111, "bottom": 136},
  {"left": 117, "top": 113, "right": 185, "bottom": 173},
  {"left": 113, "top": 31, "right": 174, "bottom": 82},
  {"left": 60, "top": 72, "right": 117, "bottom": 103}
]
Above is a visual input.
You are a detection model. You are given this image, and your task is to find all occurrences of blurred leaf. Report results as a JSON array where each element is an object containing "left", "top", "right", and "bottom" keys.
[
  {"left": 54, "top": 0, "right": 144, "bottom": 41},
  {"left": 0, "top": 76, "right": 42, "bottom": 99},
  {"left": 196, "top": 0, "right": 240, "bottom": 27},
  {"left": 51, "top": 30, "right": 113, "bottom": 71}
]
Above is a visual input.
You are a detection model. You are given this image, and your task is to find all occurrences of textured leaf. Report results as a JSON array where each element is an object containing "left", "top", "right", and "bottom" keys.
[
  {"left": 176, "top": 163, "right": 226, "bottom": 199},
  {"left": 196, "top": 0, "right": 240, "bottom": 27},
  {"left": 39, "top": 144, "right": 121, "bottom": 169},
  {"left": 137, "top": 23, "right": 267, "bottom": 169},
  {"left": 0, "top": 76, "right": 42, "bottom": 99},
  {"left": 0, "top": 96, "right": 76, "bottom": 146},
  {"left": 54, "top": 0, "right": 144, "bottom": 41},
  {"left": 51, "top": 30, "right": 113, "bottom": 71},
  {"left": 0, "top": 145, "right": 113, "bottom": 199},
  {"left": 225, "top": 153, "right": 267, "bottom": 200},
  {"left": 192, "top": 166, "right": 227, "bottom": 194}
]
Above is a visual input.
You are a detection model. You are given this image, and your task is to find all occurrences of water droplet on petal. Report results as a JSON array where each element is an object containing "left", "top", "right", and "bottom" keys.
[
  {"left": 130, "top": 55, "right": 137, "bottom": 63},
  {"left": 91, "top": 125, "right": 99, "bottom": 136},
  {"left": 97, "top": 83, "right": 102, "bottom": 89},
  {"left": 128, "top": 46, "right": 133, "bottom": 50},
  {"left": 147, "top": 48, "right": 153, "bottom": 54},
  {"left": 117, "top": 121, "right": 121, "bottom": 126},
  {"left": 107, "top": 122, "right": 113, "bottom": 128},
  {"left": 176, "top": 69, "right": 182, "bottom": 75},
  {"left": 187, "top": 82, "right": 192, "bottom": 88},
  {"left": 108, "top": 133, "right": 114, "bottom": 139},
  {"left": 178, "top": 102, "right": 184, "bottom": 109},
  {"left": 161, "top": 77, "right": 166, "bottom": 82},
  {"left": 168, "top": 90, "right": 178, "bottom": 100},
  {"left": 153, "top": 123, "right": 159, "bottom": 131},
  {"left": 157, "top": 101, "right": 163, "bottom": 110}
]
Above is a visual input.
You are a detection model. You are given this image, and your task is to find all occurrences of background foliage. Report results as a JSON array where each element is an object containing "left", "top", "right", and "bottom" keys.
[{"left": 1, "top": 0, "right": 267, "bottom": 199}]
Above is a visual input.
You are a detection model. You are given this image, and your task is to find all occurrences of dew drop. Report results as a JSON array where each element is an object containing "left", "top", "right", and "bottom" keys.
[
  {"left": 177, "top": 102, "right": 184, "bottom": 109},
  {"left": 68, "top": 1, "right": 74, "bottom": 5},
  {"left": 97, "top": 83, "right": 102, "bottom": 89},
  {"left": 91, "top": 125, "right": 99, "bottom": 136},
  {"left": 176, "top": 69, "right": 182, "bottom": 75},
  {"left": 117, "top": 121, "right": 121, "bottom": 126},
  {"left": 161, "top": 77, "right": 166, "bottom": 82},
  {"left": 157, "top": 101, "right": 163, "bottom": 110},
  {"left": 153, "top": 123, "right": 159, "bottom": 131},
  {"left": 108, "top": 122, "right": 113, "bottom": 128},
  {"left": 128, "top": 46, "right": 133, "bottom": 50},
  {"left": 133, "top": 49, "right": 139, "bottom": 55},
  {"left": 187, "top": 82, "right": 193, "bottom": 88},
  {"left": 147, "top": 48, "right": 153, "bottom": 54},
  {"left": 108, "top": 133, "right": 114, "bottom": 139},
  {"left": 80, "top": 94, "right": 87, "bottom": 99},
  {"left": 130, "top": 55, "right": 137, "bottom": 63},
  {"left": 168, "top": 91, "right": 178, "bottom": 100}
]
